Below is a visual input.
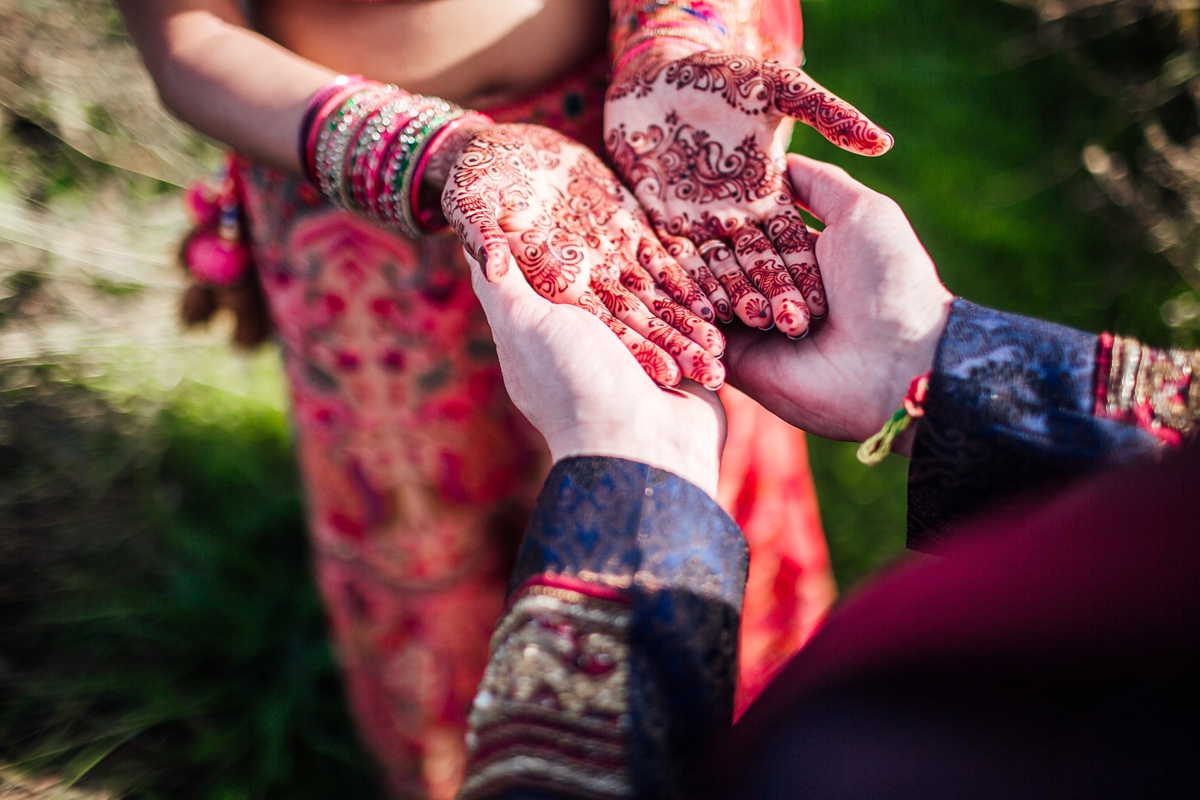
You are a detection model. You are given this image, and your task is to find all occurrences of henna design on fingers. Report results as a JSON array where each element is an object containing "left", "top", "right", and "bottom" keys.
[
  {"left": 701, "top": 242, "right": 772, "bottom": 329},
  {"left": 764, "top": 209, "right": 827, "bottom": 318},
  {"left": 577, "top": 290, "right": 681, "bottom": 387},
  {"left": 648, "top": 296, "right": 725, "bottom": 356},
  {"left": 636, "top": 235, "right": 712, "bottom": 319},
  {"left": 660, "top": 234, "right": 731, "bottom": 320},
  {"left": 743, "top": 258, "right": 800, "bottom": 300},
  {"left": 594, "top": 278, "right": 725, "bottom": 388},
  {"left": 732, "top": 224, "right": 810, "bottom": 337},
  {"left": 618, "top": 260, "right": 726, "bottom": 356}
]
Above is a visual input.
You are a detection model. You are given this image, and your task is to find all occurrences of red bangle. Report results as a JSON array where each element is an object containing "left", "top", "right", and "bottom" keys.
[
  {"left": 1094, "top": 332, "right": 1115, "bottom": 417},
  {"left": 409, "top": 112, "right": 494, "bottom": 234}
]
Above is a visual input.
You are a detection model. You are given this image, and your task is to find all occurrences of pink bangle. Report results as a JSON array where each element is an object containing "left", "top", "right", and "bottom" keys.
[
  {"left": 614, "top": 34, "right": 710, "bottom": 73},
  {"left": 309, "top": 83, "right": 381, "bottom": 195},
  {"left": 409, "top": 112, "right": 494, "bottom": 234},
  {"left": 299, "top": 75, "right": 365, "bottom": 184}
]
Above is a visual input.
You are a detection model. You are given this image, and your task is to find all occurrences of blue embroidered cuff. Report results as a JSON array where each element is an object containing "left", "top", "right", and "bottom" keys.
[
  {"left": 908, "top": 299, "right": 1161, "bottom": 550},
  {"left": 462, "top": 457, "right": 747, "bottom": 800}
]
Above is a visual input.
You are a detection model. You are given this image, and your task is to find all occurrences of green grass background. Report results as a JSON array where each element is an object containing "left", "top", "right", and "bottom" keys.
[{"left": 1, "top": 0, "right": 1187, "bottom": 796}]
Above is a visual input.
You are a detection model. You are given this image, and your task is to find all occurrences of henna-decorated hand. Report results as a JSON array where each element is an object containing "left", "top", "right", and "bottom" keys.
[
  {"left": 441, "top": 123, "right": 725, "bottom": 389},
  {"left": 605, "top": 47, "right": 894, "bottom": 339}
]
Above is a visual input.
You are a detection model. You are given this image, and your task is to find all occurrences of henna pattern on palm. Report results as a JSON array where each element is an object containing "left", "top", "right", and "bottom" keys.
[
  {"left": 441, "top": 123, "right": 725, "bottom": 388},
  {"left": 610, "top": 52, "right": 893, "bottom": 157},
  {"left": 606, "top": 48, "right": 893, "bottom": 338}
]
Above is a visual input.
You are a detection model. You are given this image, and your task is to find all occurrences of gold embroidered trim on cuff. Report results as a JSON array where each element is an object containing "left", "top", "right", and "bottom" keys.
[
  {"left": 1103, "top": 334, "right": 1200, "bottom": 442},
  {"left": 459, "top": 588, "right": 632, "bottom": 800}
]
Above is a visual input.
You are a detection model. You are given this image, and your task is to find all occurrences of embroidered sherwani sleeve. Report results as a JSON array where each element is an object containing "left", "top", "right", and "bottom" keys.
[
  {"left": 908, "top": 298, "right": 1200, "bottom": 550},
  {"left": 459, "top": 456, "right": 748, "bottom": 800}
]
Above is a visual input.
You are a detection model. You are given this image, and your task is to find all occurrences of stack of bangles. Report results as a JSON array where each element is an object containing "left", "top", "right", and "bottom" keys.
[{"left": 299, "top": 74, "right": 493, "bottom": 238}]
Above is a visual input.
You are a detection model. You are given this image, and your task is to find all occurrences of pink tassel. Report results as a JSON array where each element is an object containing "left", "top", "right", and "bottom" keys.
[{"left": 184, "top": 229, "right": 251, "bottom": 286}]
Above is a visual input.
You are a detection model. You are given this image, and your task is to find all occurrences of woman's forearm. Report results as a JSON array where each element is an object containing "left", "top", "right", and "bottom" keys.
[{"left": 116, "top": 0, "right": 333, "bottom": 172}]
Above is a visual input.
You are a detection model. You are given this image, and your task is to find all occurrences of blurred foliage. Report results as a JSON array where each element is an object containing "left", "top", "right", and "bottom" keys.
[
  {"left": 806, "top": 436, "right": 908, "bottom": 591},
  {"left": 1005, "top": 1, "right": 1200, "bottom": 336},
  {"left": 0, "top": 367, "right": 383, "bottom": 800},
  {"left": 795, "top": 0, "right": 1183, "bottom": 342},
  {"left": 0, "top": 0, "right": 218, "bottom": 197}
]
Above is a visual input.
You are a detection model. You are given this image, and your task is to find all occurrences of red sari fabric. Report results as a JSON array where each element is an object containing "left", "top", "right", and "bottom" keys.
[{"left": 235, "top": 5, "right": 829, "bottom": 797}]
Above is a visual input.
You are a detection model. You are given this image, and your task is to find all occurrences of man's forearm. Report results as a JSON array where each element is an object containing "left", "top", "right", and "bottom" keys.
[{"left": 459, "top": 457, "right": 748, "bottom": 800}]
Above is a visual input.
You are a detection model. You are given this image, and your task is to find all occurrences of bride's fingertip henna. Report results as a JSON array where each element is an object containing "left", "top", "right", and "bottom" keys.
[
  {"left": 772, "top": 298, "right": 810, "bottom": 340},
  {"left": 691, "top": 351, "right": 726, "bottom": 390},
  {"left": 700, "top": 241, "right": 771, "bottom": 329}
]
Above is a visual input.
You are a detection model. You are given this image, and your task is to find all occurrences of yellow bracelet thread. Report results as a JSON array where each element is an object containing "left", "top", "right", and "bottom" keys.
[{"left": 856, "top": 408, "right": 912, "bottom": 466}]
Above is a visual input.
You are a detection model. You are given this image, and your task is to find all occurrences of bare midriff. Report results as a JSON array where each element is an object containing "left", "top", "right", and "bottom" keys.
[{"left": 253, "top": 0, "right": 610, "bottom": 108}]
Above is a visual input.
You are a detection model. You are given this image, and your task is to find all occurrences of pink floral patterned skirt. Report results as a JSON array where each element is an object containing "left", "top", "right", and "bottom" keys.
[{"left": 237, "top": 57, "right": 834, "bottom": 800}]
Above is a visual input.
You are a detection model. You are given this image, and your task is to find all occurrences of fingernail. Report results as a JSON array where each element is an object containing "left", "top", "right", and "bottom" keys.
[
  {"left": 787, "top": 329, "right": 810, "bottom": 341},
  {"left": 478, "top": 248, "right": 489, "bottom": 270}
]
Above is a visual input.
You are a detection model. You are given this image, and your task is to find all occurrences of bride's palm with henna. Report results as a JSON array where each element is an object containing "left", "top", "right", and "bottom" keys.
[
  {"left": 442, "top": 124, "right": 725, "bottom": 389},
  {"left": 605, "top": 50, "right": 894, "bottom": 338}
]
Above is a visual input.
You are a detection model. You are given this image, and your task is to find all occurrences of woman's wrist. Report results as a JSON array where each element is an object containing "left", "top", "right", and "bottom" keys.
[
  {"left": 419, "top": 118, "right": 493, "bottom": 195},
  {"left": 299, "top": 76, "right": 494, "bottom": 239},
  {"left": 612, "top": 37, "right": 706, "bottom": 80},
  {"left": 610, "top": 0, "right": 734, "bottom": 72}
]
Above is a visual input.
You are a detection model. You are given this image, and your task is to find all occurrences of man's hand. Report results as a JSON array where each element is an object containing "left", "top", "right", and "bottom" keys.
[
  {"left": 722, "top": 154, "right": 953, "bottom": 452},
  {"left": 605, "top": 48, "right": 893, "bottom": 339},
  {"left": 442, "top": 124, "right": 725, "bottom": 390},
  {"left": 467, "top": 249, "right": 726, "bottom": 497}
]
